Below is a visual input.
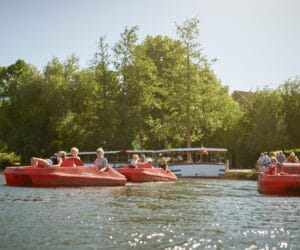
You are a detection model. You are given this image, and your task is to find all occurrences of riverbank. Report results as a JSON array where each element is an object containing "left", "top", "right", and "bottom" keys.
[{"left": 224, "top": 169, "right": 257, "bottom": 180}]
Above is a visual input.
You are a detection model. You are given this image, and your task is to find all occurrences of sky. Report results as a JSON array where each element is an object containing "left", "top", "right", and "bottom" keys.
[{"left": 1, "top": 0, "right": 300, "bottom": 92}]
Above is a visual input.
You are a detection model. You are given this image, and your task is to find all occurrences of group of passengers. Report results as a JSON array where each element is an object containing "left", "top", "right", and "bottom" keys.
[
  {"left": 31, "top": 147, "right": 169, "bottom": 171},
  {"left": 31, "top": 147, "right": 79, "bottom": 168},
  {"left": 256, "top": 150, "right": 298, "bottom": 174},
  {"left": 128, "top": 154, "right": 168, "bottom": 170}
]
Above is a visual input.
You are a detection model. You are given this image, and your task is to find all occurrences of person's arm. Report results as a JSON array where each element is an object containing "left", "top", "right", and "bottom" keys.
[
  {"left": 93, "top": 159, "right": 99, "bottom": 168},
  {"left": 104, "top": 158, "right": 108, "bottom": 167},
  {"left": 53, "top": 157, "right": 63, "bottom": 167}
]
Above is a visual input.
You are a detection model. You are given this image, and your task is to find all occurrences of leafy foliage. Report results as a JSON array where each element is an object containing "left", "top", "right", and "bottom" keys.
[
  {"left": 0, "top": 152, "right": 20, "bottom": 169},
  {"left": 0, "top": 18, "right": 298, "bottom": 168}
]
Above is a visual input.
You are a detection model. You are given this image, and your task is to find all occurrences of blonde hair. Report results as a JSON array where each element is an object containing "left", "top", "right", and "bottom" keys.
[
  {"left": 160, "top": 157, "right": 168, "bottom": 164},
  {"left": 59, "top": 151, "right": 66, "bottom": 159},
  {"left": 270, "top": 157, "right": 277, "bottom": 164},
  {"left": 132, "top": 154, "right": 139, "bottom": 160},
  {"left": 96, "top": 147, "right": 104, "bottom": 154},
  {"left": 71, "top": 147, "right": 79, "bottom": 154}
]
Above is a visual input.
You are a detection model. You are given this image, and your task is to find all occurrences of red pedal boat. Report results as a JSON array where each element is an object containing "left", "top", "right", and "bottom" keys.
[
  {"left": 4, "top": 157, "right": 127, "bottom": 187},
  {"left": 258, "top": 163, "right": 300, "bottom": 195},
  {"left": 116, "top": 162, "right": 177, "bottom": 182}
]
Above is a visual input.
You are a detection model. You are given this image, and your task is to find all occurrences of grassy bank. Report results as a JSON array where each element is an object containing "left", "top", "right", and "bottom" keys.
[{"left": 224, "top": 169, "right": 258, "bottom": 180}]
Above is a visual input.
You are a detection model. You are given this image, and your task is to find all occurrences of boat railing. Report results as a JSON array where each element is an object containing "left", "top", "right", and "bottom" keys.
[{"left": 76, "top": 148, "right": 227, "bottom": 168}]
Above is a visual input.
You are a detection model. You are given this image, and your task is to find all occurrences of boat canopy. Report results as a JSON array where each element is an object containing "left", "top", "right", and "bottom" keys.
[{"left": 153, "top": 148, "right": 227, "bottom": 154}]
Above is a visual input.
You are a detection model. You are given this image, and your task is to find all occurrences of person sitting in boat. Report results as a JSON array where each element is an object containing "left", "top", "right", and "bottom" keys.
[
  {"left": 31, "top": 151, "right": 66, "bottom": 168},
  {"left": 70, "top": 147, "right": 80, "bottom": 159},
  {"left": 139, "top": 154, "right": 146, "bottom": 163},
  {"left": 286, "top": 152, "right": 299, "bottom": 163},
  {"left": 264, "top": 157, "right": 281, "bottom": 175},
  {"left": 93, "top": 147, "right": 108, "bottom": 171},
  {"left": 261, "top": 152, "right": 271, "bottom": 167},
  {"left": 31, "top": 156, "right": 53, "bottom": 168},
  {"left": 129, "top": 154, "right": 139, "bottom": 168},
  {"left": 256, "top": 153, "right": 264, "bottom": 167},
  {"left": 276, "top": 150, "right": 286, "bottom": 168},
  {"left": 51, "top": 151, "right": 67, "bottom": 166},
  {"left": 256, "top": 152, "right": 270, "bottom": 172},
  {"left": 158, "top": 157, "right": 168, "bottom": 170}
]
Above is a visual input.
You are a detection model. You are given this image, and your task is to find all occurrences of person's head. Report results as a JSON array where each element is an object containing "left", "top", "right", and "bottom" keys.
[
  {"left": 140, "top": 154, "right": 146, "bottom": 162},
  {"left": 59, "top": 151, "right": 66, "bottom": 159},
  {"left": 96, "top": 147, "right": 104, "bottom": 158},
  {"left": 132, "top": 154, "right": 139, "bottom": 161},
  {"left": 159, "top": 157, "right": 167, "bottom": 165},
  {"left": 70, "top": 147, "right": 79, "bottom": 157},
  {"left": 290, "top": 152, "right": 295, "bottom": 157},
  {"left": 270, "top": 157, "right": 277, "bottom": 165}
]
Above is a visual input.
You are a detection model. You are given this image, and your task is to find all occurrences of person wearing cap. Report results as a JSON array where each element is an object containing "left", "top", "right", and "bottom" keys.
[{"left": 93, "top": 147, "right": 108, "bottom": 171}]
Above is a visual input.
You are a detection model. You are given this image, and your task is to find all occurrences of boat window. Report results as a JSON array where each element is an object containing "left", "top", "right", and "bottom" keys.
[{"left": 78, "top": 154, "right": 93, "bottom": 164}]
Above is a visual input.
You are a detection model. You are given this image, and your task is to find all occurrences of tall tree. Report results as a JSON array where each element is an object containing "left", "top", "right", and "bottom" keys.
[
  {"left": 87, "top": 37, "right": 120, "bottom": 149},
  {"left": 123, "top": 43, "right": 158, "bottom": 149},
  {"left": 113, "top": 26, "right": 140, "bottom": 148},
  {"left": 133, "top": 35, "right": 187, "bottom": 148},
  {"left": 0, "top": 60, "right": 49, "bottom": 161},
  {"left": 280, "top": 77, "right": 300, "bottom": 149},
  {"left": 170, "top": 18, "right": 236, "bottom": 153},
  {"left": 232, "top": 88, "right": 284, "bottom": 168},
  {"left": 43, "top": 56, "right": 82, "bottom": 151},
  {"left": 176, "top": 17, "right": 202, "bottom": 149},
  {"left": 113, "top": 26, "right": 139, "bottom": 72}
]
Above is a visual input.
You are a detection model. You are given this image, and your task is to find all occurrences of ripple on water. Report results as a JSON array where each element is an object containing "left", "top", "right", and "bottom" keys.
[{"left": 0, "top": 176, "right": 299, "bottom": 249}]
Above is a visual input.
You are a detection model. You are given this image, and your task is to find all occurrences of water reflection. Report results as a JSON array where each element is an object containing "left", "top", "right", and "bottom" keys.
[{"left": 0, "top": 175, "right": 299, "bottom": 249}]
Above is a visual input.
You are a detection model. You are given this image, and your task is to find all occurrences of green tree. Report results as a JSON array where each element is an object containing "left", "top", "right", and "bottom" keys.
[
  {"left": 42, "top": 56, "right": 80, "bottom": 151},
  {"left": 113, "top": 26, "right": 140, "bottom": 149},
  {"left": 158, "top": 18, "right": 238, "bottom": 152},
  {"left": 0, "top": 60, "right": 51, "bottom": 161},
  {"left": 123, "top": 44, "right": 158, "bottom": 149},
  {"left": 113, "top": 26, "right": 139, "bottom": 71},
  {"left": 134, "top": 35, "right": 187, "bottom": 148},
  {"left": 232, "top": 88, "right": 284, "bottom": 168},
  {"left": 176, "top": 17, "right": 203, "bottom": 149},
  {"left": 279, "top": 77, "right": 300, "bottom": 149},
  {"left": 84, "top": 36, "right": 120, "bottom": 149}
]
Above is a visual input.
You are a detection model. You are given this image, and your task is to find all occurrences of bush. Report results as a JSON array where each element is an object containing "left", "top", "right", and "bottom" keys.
[{"left": 0, "top": 152, "right": 21, "bottom": 169}]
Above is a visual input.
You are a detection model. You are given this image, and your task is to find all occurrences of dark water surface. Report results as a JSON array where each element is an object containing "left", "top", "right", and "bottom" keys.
[{"left": 0, "top": 173, "right": 299, "bottom": 249}]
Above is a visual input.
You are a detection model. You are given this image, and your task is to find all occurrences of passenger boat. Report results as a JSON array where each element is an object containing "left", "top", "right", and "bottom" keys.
[
  {"left": 116, "top": 162, "right": 177, "bottom": 182},
  {"left": 258, "top": 163, "right": 300, "bottom": 195},
  {"left": 4, "top": 157, "right": 127, "bottom": 187},
  {"left": 154, "top": 147, "right": 228, "bottom": 178},
  {"left": 77, "top": 150, "right": 154, "bottom": 167},
  {"left": 78, "top": 147, "right": 228, "bottom": 179}
]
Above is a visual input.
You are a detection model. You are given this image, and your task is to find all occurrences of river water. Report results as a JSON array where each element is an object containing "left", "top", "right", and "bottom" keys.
[{"left": 0, "top": 173, "right": 299, "bottom": 250}]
